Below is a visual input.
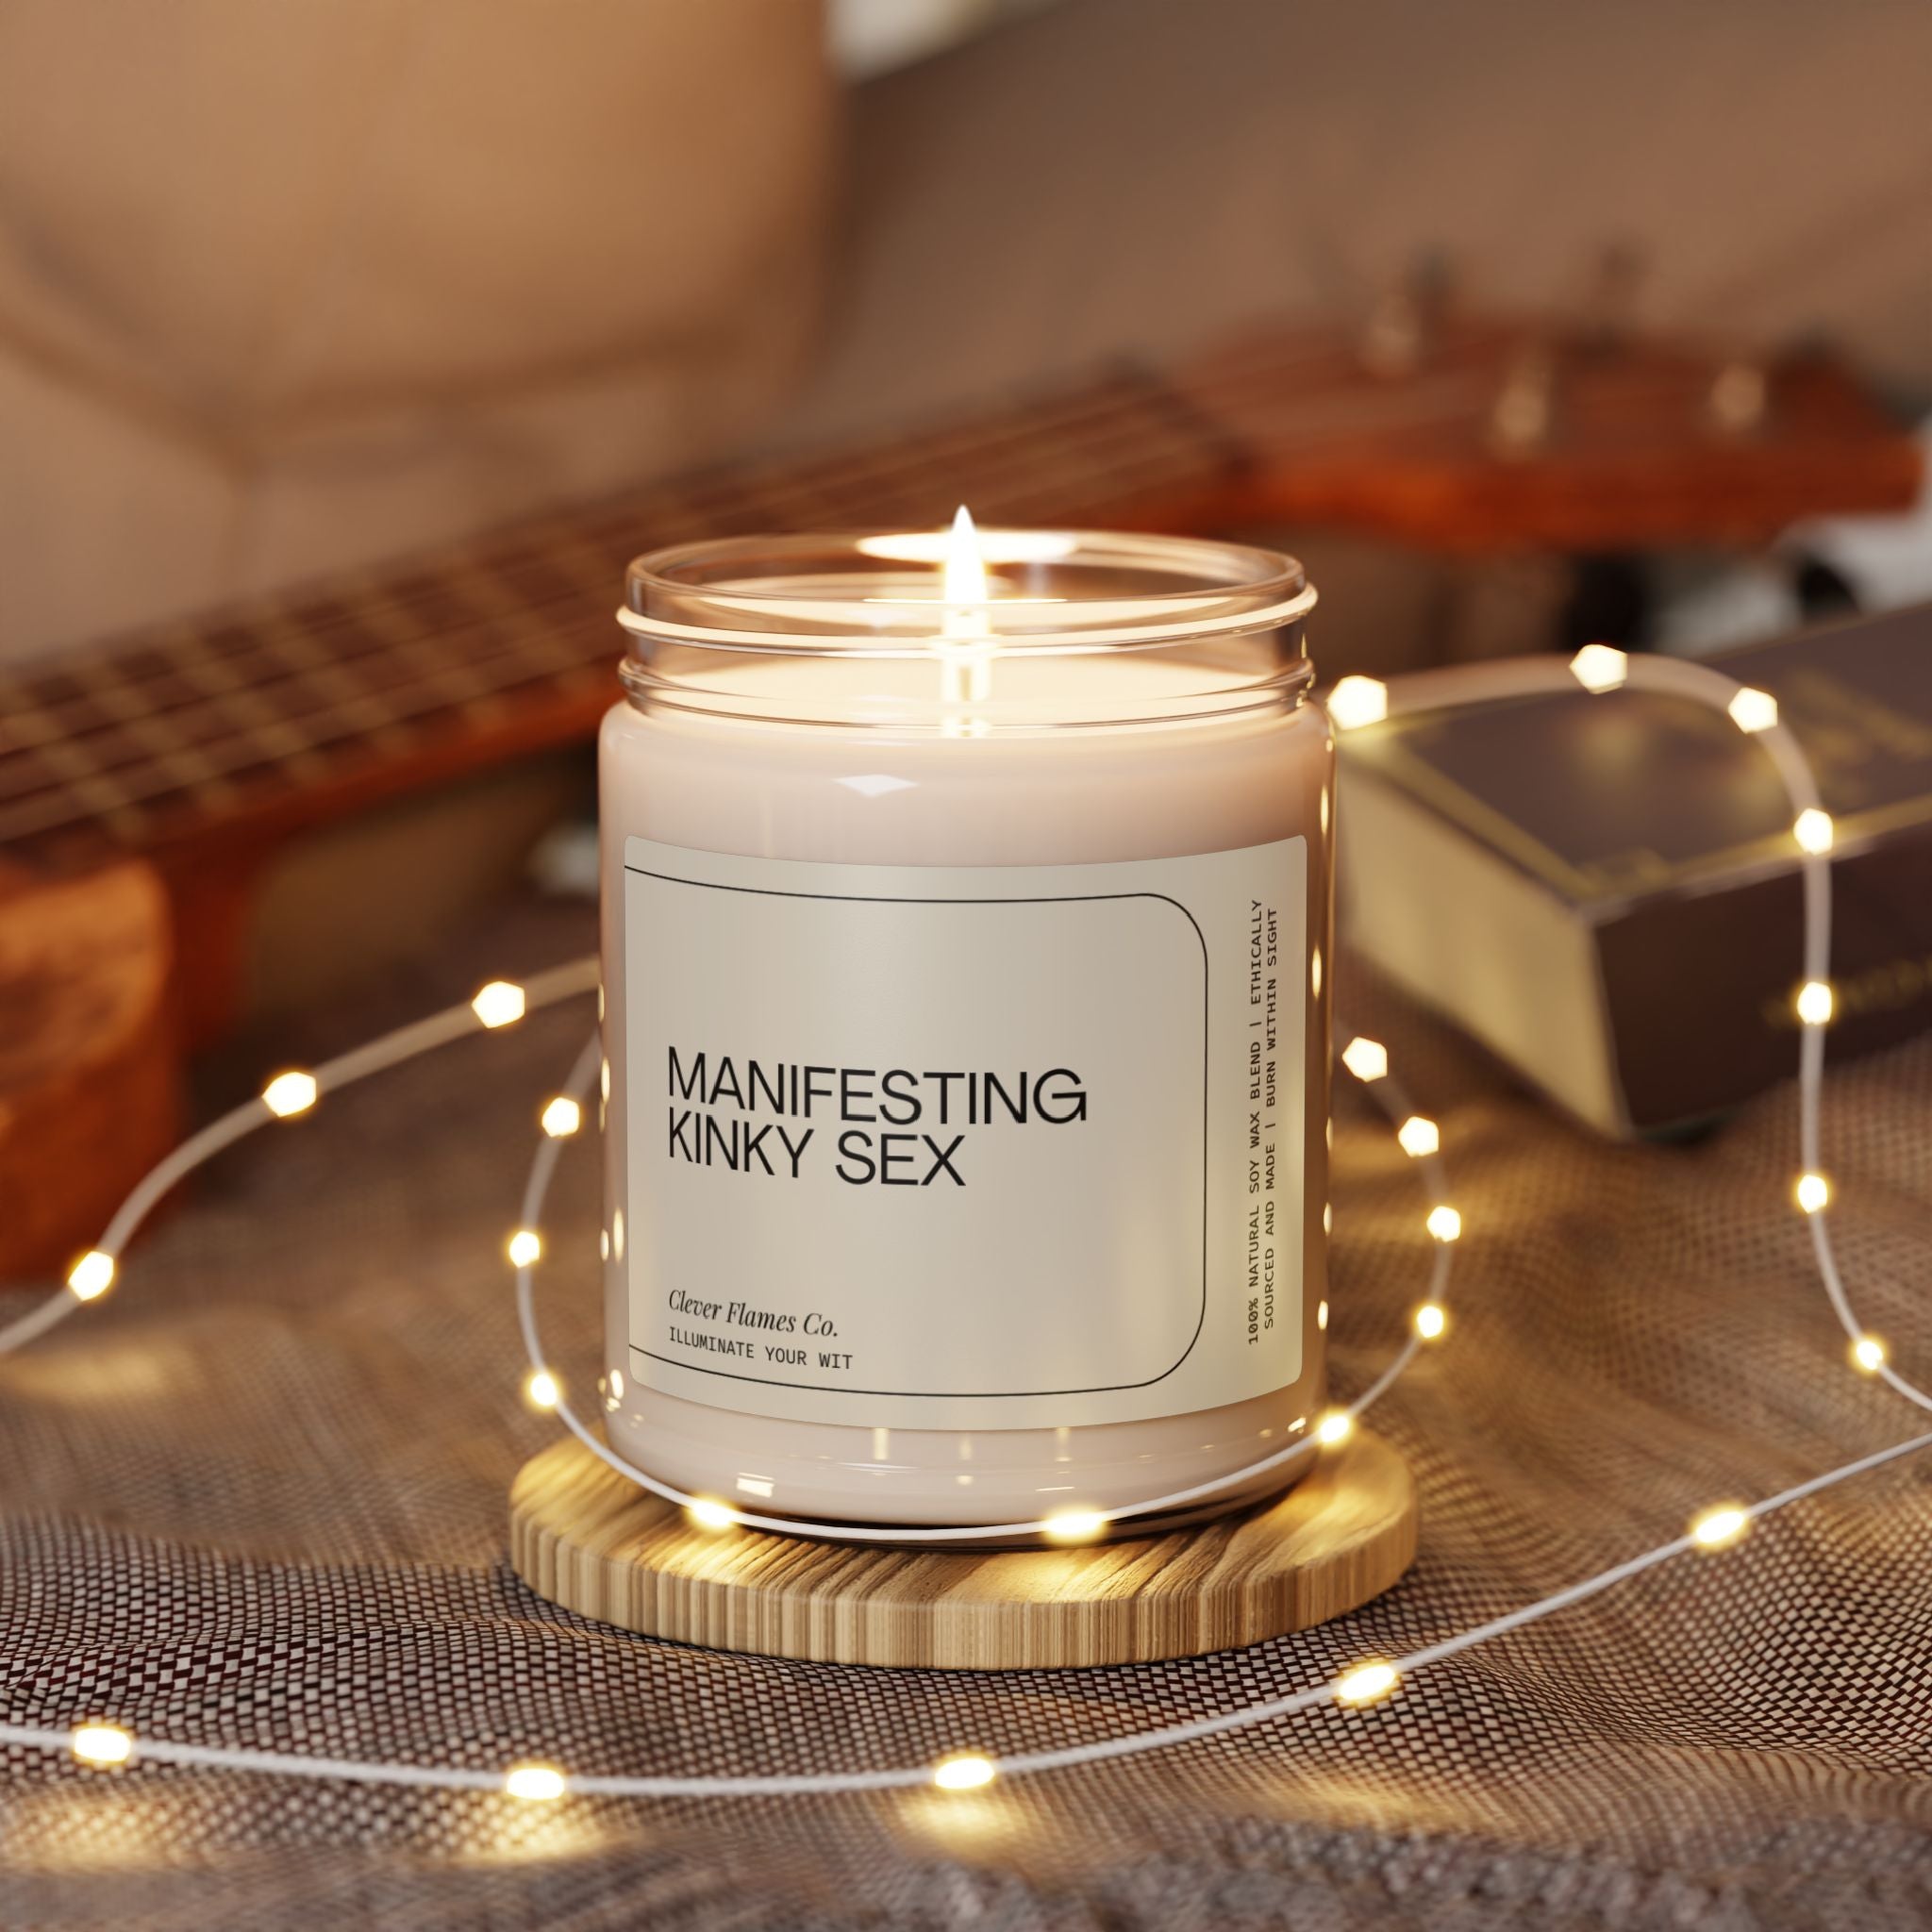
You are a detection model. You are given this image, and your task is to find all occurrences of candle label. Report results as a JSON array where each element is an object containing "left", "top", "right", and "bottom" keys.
[{"left": 621, "top": 834, "right": 1307, "bottom": 1430}]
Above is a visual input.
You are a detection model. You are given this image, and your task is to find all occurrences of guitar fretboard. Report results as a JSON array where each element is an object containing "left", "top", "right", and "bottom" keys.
[{"left": 0, "top": 368, "right": 1238, "bottom": 868}]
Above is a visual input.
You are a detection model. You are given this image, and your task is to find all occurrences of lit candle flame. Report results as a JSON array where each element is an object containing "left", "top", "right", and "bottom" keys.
[
  {"left": 942, "top": 505, "right": 989, "bottom": 611},
  {"left": 938, "top": 505, "right": 992, "bottom": 733}
]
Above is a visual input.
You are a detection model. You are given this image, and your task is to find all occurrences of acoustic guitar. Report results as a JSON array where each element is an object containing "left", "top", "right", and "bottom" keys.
[{"left": 0, "top": 312, "right": 1919, "bottom": 1275}]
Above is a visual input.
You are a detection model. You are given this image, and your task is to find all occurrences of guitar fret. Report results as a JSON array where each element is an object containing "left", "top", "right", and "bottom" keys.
[
  {"left": 342, "top": 575, "right": 519, "bottom": 723},
  {"left": 61, "top": 654, "right": 243, "bottom": 813},
  {"left": 0, "top": 615, "right": 614, "bottom": 848},
  {"left": 436, "top": 559, "right": 583, "bottom": 713},
  {"left": 250, "top": 607, "right": 420, "bottom": 750},
  {"left": 166, "top": 625, "right": 332, "bottom": 783},
  {"left": 0, "top": 676, "right": 148, "bottom": 841}
]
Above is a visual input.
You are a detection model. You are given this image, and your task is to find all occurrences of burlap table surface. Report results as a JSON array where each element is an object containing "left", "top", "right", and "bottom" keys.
[{"left": 5, "top": 894, "right": 1930, "bottom": 1931}]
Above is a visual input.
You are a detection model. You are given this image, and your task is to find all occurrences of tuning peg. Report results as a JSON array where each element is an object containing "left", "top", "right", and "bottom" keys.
[
  {"left": 1490, "top": 344, "right": 1557, "bottom": 455},
  {"left": 1707, "top": 360, "right": 1769, "bottom": 435},
  {"left": 1579, "top": 241, "right": 1648, "bottom": 350},
  {"left": 1359, "top": 290, "right": 1424, "bottom": 377},
  {"left": 1358, "top": 251, "right": 1452, "bottom": 377}
]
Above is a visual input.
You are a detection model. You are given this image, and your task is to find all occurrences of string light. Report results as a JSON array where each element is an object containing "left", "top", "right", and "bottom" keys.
[
  {"left": 65, "top": 1250, "right": 115, "bottom": 1303},
  {"left": 1795, "top": 980, "right": 1835, "bottom": 1026},
  {"left": 1425, "top": 1205, "right": 1462, "bottom": 1242},
  {"left": 687, "top": 1499, "right": 738, "bottom": 1531},
  {"left": 1851, "top": 1335, "right": 1888, "bottom": 1375},
  {"left": 3, "top": 657, "right": 1926, "bottom": 1813},
  {"left": 1690, "top": 1505, "right": 1750, "bottom": 1549},
  {"left": 1043, "top": 1508, "right": 1108, "bottom": 1542},
  {"left": 507, "top": 1228, "right": 543, "bottom": 1269},
  {"left": 1396, "top": 1115, "right": 1439, "bottom": 1158},
  {"left": 261, "top": 1071, "right": 319, "bottom": 1119},
  {"left": 70, "top": 1724, "right": 134, "bottom": 1766},
  {"left": 1794, "top": 1173, "right": 1831, "bottom": 1215},
  {"left": 1793, "top": 808, "right": 1834, "bottom": 856},
  {"left": 1414, "top": 1303, "right": 1447, "bottom": 1341},
  {"left": 504, "top": 1763, "right": 568, "bottom": 1803},
  {"left": 524, "top": 1369, "right": 560, "bottom": 1410},
  {"left": 1341, "top": 1036, "right": 1389, "bottom": 1082},
  {"left": 1317, "top": 1298, "right": 1329, "bottom": 1331},
  {"left": 472, "top": 980, "right": 527, "bottom": 1028},
  {"left": 1726, "top": 687, "right": 1779, "bottom": 733},
  {"left": 540, "top": 1096, "right": 582, "bottom": 1138},
  {"left": 1568, "top": 644, "right": 1628, "bottom": 693},
  {"left": 1326, "top": 675, "right": 1389, "bottom": 730},
  {"left": 1334, "top": 1661, "right": 1399, "bottom": 1706}
]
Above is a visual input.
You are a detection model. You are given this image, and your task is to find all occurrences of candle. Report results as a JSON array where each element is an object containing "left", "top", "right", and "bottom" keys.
[{"left": 599, "top": 518, "right": 1331, "bottom": 1531}]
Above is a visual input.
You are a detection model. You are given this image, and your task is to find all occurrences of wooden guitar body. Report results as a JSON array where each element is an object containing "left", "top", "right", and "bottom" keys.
[{"left": 0, "top": 860, "right": 177, "bottom": 1278}]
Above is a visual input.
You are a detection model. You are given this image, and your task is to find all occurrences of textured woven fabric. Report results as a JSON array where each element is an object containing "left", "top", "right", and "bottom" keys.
[{"left": 5, "top": 894, "right": 1931, "bottom": 1930}]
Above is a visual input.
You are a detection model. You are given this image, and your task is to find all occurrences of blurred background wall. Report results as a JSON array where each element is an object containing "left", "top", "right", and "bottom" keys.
[{"left": 3, "top": 0, "right": 1927, "bottom": 662}]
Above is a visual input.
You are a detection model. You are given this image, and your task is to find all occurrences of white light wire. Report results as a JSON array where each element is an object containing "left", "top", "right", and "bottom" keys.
[{"left": 0, "top": 651, "right": 1924, "bottom": 1802}]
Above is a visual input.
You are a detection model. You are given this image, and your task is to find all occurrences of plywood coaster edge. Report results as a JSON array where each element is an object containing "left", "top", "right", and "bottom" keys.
[{"left": 508, "top": 1431, "right": 1417, "bottom": 1669}]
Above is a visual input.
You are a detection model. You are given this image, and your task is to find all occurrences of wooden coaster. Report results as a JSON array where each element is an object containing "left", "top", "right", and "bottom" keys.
[{"left": 508, "top": 1430, "right": 1416, "bottom": 1670}]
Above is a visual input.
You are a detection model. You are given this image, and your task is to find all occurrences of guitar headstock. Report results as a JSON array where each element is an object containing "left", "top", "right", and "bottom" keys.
[{"left": 1174, "top": 313, "right": 1921, "bottom": 550}]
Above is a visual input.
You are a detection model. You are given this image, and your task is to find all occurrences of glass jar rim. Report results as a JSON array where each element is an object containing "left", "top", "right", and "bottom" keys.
[{"left": 620, "top": 528, "right": 1314, "bottom": 658}]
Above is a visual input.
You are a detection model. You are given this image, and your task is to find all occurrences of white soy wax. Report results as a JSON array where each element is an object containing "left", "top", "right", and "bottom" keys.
[{"left": 598, "top": 520, "right": 1332, "bottom": 1531}]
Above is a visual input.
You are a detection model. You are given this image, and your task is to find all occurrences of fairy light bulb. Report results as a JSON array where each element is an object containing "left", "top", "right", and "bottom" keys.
[
  {"left": 507, "top": 1228, "right": 543, "bottom": 1269},
  {"left": 1851, "top": 1334, "right": 1887, "bottom": 1374},
  {"left": 71, "top": 1724, "right": 134, "bottom": 1765},
  {"left": 504, "top": 1763, "right": 567, "bottom": 1802},
  {"left": 1396, "top": 1115, "right": 1439, "bottom": 1158},
  {"left": 66, "top": 1250, "right": 116, "bottom": 1303},
  {"left": 1334, "top": 1661, "right": 1399, "bottom": 1706},
  {"left": 525, "top": 1369, "right": 560, "bottom": 1410},
  {"left": 1317, "top": 1299, "right": 1329, "bottom": 1331},
  {"left": 1316, "top": 1409, "right": 1353, "bottom": 1447},
  {"left": 472, "top": 980, "right": 526, "bottom": 1028},
  {"left": 540, "top": 1096, "right": 582, "bottom": 1138},
  {"left": 1425, "top": 1205, "right": 1462, "bottom": 1243},
  {"left": 1341, "top": 1036, "right": 1389, "bottom": 1082},
  {"left": 1327, "top": 675, "right": 1389, "bottom": 730},
  {"left": 1795, "top": 980, "right": 1834, "bottom": 1026},
  {"left": 1690, "top": 1505, "right": 1750, "bottom": 1549},
  {"left": 933, "top": 1754, "right": 997, "bottom": 1790},
  {"left": 1043, "top": 1508, "right": 1108, "bottom": 1543},
  {"left": 1794, "top": 1173, "right": 1830, "bottom": 1215},
  {"left": 1727, "top": 688, "right": 1778, "bottom": 734},
  {"left": 1568, "top": 643, "right": 1627, "bottom": 692},
  {"left": 1792, "top": 809, "right": 1834, "bottom": 856},
  {"left": 1414, "top": 1303, "right": 1447, "bottom": 1341},
  {"left": 261, "top": 1071, "right": 319, "bottom": 1118},
  {"left": 688, "top": 1499, "right": 737, "bottom": 1531}
]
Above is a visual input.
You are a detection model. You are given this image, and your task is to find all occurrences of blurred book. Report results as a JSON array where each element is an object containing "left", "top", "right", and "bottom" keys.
[{"left": 1339, "top": 604, "right": 1932, "bottom": 1136}]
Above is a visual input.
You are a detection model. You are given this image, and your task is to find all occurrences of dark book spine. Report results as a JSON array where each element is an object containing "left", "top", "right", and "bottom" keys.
[{"left": 1593, "top": 827, "right": 1932, "bottom": 1131}]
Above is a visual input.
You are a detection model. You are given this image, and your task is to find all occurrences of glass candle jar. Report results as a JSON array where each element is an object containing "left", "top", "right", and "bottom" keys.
[{"left": 598, "top": 524, "right": 1331, "bottom": 1532}]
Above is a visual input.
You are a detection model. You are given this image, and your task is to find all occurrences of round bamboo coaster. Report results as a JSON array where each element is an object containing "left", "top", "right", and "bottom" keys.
[{"left": 508, "top": 1430, "right": 1416, "bottom": 1670}]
